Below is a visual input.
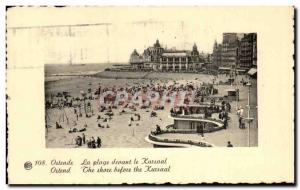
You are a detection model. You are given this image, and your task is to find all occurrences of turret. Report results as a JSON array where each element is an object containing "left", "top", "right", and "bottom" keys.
[
  {"left": 193, "top": 43, "right": 198, "bottom": 51},
  {"left": 130, "top": 49, "right": 141, "bottom": 64},
  {"left": 131, "top": 49, "right": 139, "bottom": 56},
  {"left": 213, "top": 40, "right": 218, "bottom": 49}
]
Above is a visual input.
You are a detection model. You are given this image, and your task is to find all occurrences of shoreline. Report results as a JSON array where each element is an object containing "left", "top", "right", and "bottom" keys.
[
  {"left": 91, "top": 70, "right": 240, "bottom": 80},
  {"left": 45, "top": 70, "right": 251, "bottom": 84}
]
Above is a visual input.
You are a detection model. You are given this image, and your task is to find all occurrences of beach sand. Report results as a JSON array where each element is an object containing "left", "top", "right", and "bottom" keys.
[{"left": 45, "top": 71, "right": 258, "bottom": 148}]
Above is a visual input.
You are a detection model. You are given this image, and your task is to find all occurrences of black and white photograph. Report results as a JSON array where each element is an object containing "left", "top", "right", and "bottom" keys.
[
  {"left": 43, "top": 20, "right": 258, "bottom": 148},
  {"left": 6, "top": 6, "right": 294, "bottom": 185}
]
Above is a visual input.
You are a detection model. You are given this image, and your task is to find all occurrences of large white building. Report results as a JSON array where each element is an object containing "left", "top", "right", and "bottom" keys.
[{"left": 129, "top": 39, "right": 205, "bottom": 72}]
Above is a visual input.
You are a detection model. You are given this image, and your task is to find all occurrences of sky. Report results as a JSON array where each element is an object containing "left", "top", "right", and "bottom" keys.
[{"left": 7, "top": 7, "right": 258, "bottom": 64}]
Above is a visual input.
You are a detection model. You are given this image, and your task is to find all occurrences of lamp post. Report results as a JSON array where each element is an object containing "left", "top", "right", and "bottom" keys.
[
  {"left": 235, "top": 65, "right": 239, "bottom": 110},
  {"left": 245, "top": 82, "right": 253, "bottom": 147},
  {"left": 231, "top": 63, "right": 239, "bottom": 110},
  {"left": 80, "top": 90, "right": 87, "bottom": 117}
]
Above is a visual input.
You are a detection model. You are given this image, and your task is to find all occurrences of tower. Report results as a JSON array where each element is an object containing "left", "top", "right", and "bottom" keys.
[
  {"left": 191, "top": 43, "right": 199, "bottom": 56},
  {"left": 191, "top": 43, "right": 200, "bottom": 65},
  {"left": 213, "top": 40, "right": 218, "bottom": 50},
  {"left": 193, "top": 43, "right": 198, "bottom": 52}
]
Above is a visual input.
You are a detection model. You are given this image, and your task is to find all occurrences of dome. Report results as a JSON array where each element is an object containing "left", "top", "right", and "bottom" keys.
[{"left": 154, "top": 39, "right": 161, "bottom": 48}]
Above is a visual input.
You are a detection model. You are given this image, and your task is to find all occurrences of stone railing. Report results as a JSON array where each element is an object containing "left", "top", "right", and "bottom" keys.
[
  {"left": 170, "top": 114, "right": 224, "bottom": 128},
  {"left": 148, "top": 130, "right": 214, "bottom": 147}
]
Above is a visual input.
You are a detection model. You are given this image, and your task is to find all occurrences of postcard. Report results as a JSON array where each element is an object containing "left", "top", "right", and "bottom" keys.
[{"left": 6, "top": 6, "right": 294, "bottom": 184}]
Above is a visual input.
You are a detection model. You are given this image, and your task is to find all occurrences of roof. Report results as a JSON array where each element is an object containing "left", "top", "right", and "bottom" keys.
[
  {"left": 162, "top": 52, "right": 188, "bottom": 57},
  {"left": 218, "top": 67, "right": 232, "bottom": 70},
  {"left": 113, "top": 64, "right": 131, "bottom": 66},
  {"left": 247, "top": 68, "right": 257, "bottom": 75},
  {"left": 226, "top": 89, "right": 237, "bottom": 92}
]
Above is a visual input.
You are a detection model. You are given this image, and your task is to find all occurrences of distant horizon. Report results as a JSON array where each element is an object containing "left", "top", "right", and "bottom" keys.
[
  {"left": 8, "top": 7, "right": 260, "bottom": 66},
  {"left": 9, "top": 22, "right": 223, "bottom": 65}
]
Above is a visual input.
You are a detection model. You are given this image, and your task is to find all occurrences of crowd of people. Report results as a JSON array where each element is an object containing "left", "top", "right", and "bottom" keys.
[
  {"left": 46, "top": 73, "right": 253, "bottom": 148},
  {"left": 74, "top": 133, "right": 102, "bottom": 148}
]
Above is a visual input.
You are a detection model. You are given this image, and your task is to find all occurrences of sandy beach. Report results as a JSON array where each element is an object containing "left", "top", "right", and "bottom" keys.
[{"left": 45, "top": 70, "right": 258, "bottom": 148}]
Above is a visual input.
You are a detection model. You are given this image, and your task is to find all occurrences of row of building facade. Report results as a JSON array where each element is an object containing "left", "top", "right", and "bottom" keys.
[
  {"left": 212, "top": 33, "right": 257, "bottom": 69},
  {"left": 129, "top": 39, "right": 210, "bottom": 72},
  {"left": 129, "top": 33, "right": 257, "bottom": 72}
]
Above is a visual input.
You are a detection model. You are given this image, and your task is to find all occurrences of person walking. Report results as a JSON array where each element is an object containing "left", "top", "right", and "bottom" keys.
[
  {"left": 224, "top": 117, "right": 228, "bottom": 129},
  {"left": 226, "top": 102, "right": 231, "bottom": 112},
  {"left": 97, "top": 137, "right": 102, "bottom": 148},
  {"left": 239, "top": 116, "right": 243, "bottom": 129},
  {"left": 82, "top": 133, "right": 86, "bottom": 144}
]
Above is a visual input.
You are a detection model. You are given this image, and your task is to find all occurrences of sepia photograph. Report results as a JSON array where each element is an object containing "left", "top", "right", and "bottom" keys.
[
  {"left": 6, "top": 6, "right": 294, "bottom": 184},
  {"left": 42, "top": 21, "right": 258, "bottom": 148}
]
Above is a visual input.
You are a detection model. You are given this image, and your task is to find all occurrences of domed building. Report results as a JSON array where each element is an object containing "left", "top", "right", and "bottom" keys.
[
  {"left": 129, "top": 39, "right": 204, "bottom": 72},
  {"left": 159, "top": 43, "right": 203, "bottom": 72},
  {"left": 142, "top": 39, "right": 165, "bottom": 70}
]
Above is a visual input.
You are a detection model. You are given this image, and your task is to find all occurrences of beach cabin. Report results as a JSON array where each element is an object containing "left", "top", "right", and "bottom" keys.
[
  {"left": 170, "top": 105, "right": 224, "bottom": 133},
  {"left": 225, "top": 89, "right": 239, "bottom": 101}
]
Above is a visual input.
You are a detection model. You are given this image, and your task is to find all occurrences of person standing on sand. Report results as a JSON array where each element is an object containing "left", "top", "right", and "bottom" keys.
[
  {"left": 56, "top": 122, "right": 60, "bottom": 129},
  {"left": 97, "top": 137, "right": 102, "bottom": 148},
  {"left": 137, "top": 113, "right": 140, "bottom": 121},
  {"left": 76, "top": 136, "right": 82, "bottom": 146},
  {"left": 90, "top": 137, "right": 96, "bottom": 148},
  {"left": 237, "top": 106, "right": 244, "bottom": 117},
  {"left": 82, "top": 133, "right": 86, "bottom": 144},
  {"left": 128, "top": 117, "right": 132, "bottom": 126},
  {"left": 238, "top": 116, "right": 242, "bottom": 129},
  {"left": 224, "top": 117, "right": 228, "bottom": 129},
  {"left": 97, "top": 115, "right": 101, "bottom": 122}
]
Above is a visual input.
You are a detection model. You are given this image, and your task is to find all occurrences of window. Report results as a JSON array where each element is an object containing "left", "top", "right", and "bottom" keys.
[{"left": 191, "top": 122, "right": 196, "bottom": 129}]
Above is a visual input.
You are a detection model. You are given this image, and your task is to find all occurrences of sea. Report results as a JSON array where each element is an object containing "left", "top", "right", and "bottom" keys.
[
  {"left": 44, "top": 63, "right": 116, "bottom": 83},
  {"left": 45, "top": 63, "right": 112, "bottom": 76}
]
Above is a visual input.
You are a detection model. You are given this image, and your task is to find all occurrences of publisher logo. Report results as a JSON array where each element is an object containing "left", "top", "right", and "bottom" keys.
[{"left": 24, "top": 161, "right": 32, "bottom": 170}]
